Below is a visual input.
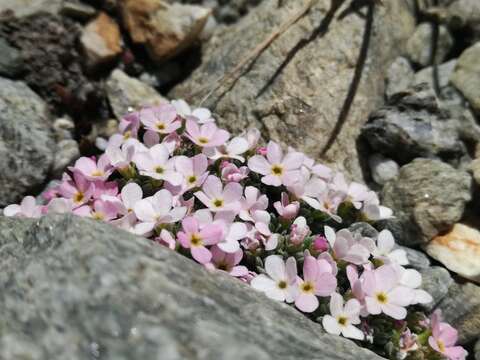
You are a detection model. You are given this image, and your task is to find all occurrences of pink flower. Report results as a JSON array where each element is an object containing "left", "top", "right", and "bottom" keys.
[
  {"left": 244, "top": 128, "right": 260, "bottom": 150},
  {"left": 220, "top": 162, "right": 249, "bottom": 183},
  {"left": 294, "top": 254, "right": 337, "bottom": 313},
  {"left": 116, "top": 182, "right": 143, "bottom": 215},
  {"left": 133, "top": 144, "right": 182, "bottom": 186},
  {"left": 185, "top": 119, "right": 230, "bottom": 148},
  {"left": 363, "top": 265, "right": 413, "bottom": 320},
  {"left": 177, "top": 216, "right": 223, "bottom": 264},
  {"left": 393, "top": 265, "right": 433, "bottom": 305},
  {"left": 289, "top": 217, "right": 310, "bottom": 245},
  {"left": 172, "top": 100, "right": 214, "bottom": 123},
  {"left": 3, "top": 196, "right": 42, "bottom": 218},
  {"left": 140, "top": 104, "right": 181, "bottom": 134},
  {"left": 133, "top": 189, "right": 187, "bottom": 235},
  {"left": 46, "top": 198, "right": 74, "bottom": 214},
  {"left": 203, "top": 136, "right": 249, "bottom": 162},
  {"left": 248, "top": 141, "right": 303, "bottom": 187},
  {"left": 57, "top": 173, "right": 94, "bottom": 208},
  {"left": 398, "top": 328, "right": 418, "bottom": 358},
  {"left": 174, "top": 154, "right": 209, "bottom": 190},
  {"left": 105, "top": 142, "right": 135, "bottom": 170},
  {"left": 75, "top": 199, "right": 118, "bottom": 221},
  {"left": 239, "top": 186, "right": 268, "bottom": 222},
  {"left": 322, "top": 293, "right": 364, "bottom": 340},
  {"left": 324, "top": 227, "right": 374, "bottom": 265},
  {"left": 273, "top": 192, "right": 300, "bottom": 220},
  {"left": 70, "top": 155, "right": 113, "bottom": 182},
  {"left": 251, "top": 255, "right": 298, "bottom": 302},
  {"left": 194, "top": 175, "right": 242, "bottom": 213},
  {"left": 206, "top": 246, "right": 248, "bottom": 277},
  {"left": 428, "top": 310, "right": 467, "bottom": 360},
  {"left": 155, "top": 229, "right": 177, "bottom": 250},
  {"left": 247, "top": 210, "right": 278, "bottom": 251},
  {"left": 372, "top": 230, "right": 408, "bottom": 266},
  {"left": 313, "top": 235, "right": 329, "bottom": 252}
]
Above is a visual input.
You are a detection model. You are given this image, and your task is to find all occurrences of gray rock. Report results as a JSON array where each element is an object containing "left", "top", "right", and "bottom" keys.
[
  {"left": 53, "top": 117, "right": 75, "bottom": 142},
  {"left": 52, "top": 140, "right": 80, "bottom": 178},
  {"left": 397, "top": 246, "right": 431, "bottom": 270},
  {"left": 106, "top": 69, "right": 168, "bottom": 119},
  {"left": 0, "top": 38, "right": 24, "bottom": 77},
  {"left": 475, "top": 339, "right": 480, "bottom": 360},
  {"left": 385, "top": 57, "right": 414, "bottom": 99},
  {"left": 0, "top": 214, "right": 384, "bottom": 360},
  {"left": 0, "top": 77, "right": 54, "bottom": 207},
  {"left": 436, "top": 282, "right": 480, "bottom": 344},
  {"left": 368, "top": 154, "right": 399, "bottom": 185},
  {"left": 472, "top": 157, "right": 480, "bottom": 187},
  {"left": 60, "top": 1, "right": 97, "bottom": 21},
  {"left": 405, "top": 23, "right": 453, "bottom": 67},
  {"left": 451, "top": 42, "right": 480, "bottom": 114},
  {"left": 381, "top": 158, "right": 472, "bottom": 245},
  {"left": 171, "top": 0, "right": 416, "bottom": 180},
  {"left": 412, "top": 59, "right": 457, "bottom": 91},
  {"left": 362, "top": 84, "right": 469, "bottom": 165},
  {"left": 0, "top": 0, "right": 63, "bottom": 17},
  {"left": 349, "top": 222, "right": 379, "bottom": 238},
  {"left": 419, "top": 266, "right": 453, "bottom": 311},
  {"left": 446, "top": 0, "right": 480, "bottom": 42}
]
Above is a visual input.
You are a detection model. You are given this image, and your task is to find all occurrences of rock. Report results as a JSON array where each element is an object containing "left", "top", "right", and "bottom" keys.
[
  {"left": 105, "top": 69, "right": 168, "bottom": 119},
  {"left": 397, "top": 246, "right": 431, "bottom": 270},
  {"left": 472, "top": 158, "right": 480, "bottom": 186},
  {"left": 0, "top": 0, "right": 63, "bottom": 17},
  {"left": 349, "top": 222, "right": 379, "bottom": 238},
  {"left": 120, "top": 0, "right": 211, "bottom": 62},
  {"left": 385, "top": 57, "right": 414, "bottom": 99},
  {"left": 451, "top": 42, "right": 480, "bottom": 114},
  {"left": 60, "top": 1, "right": 97, "bottom": 21},
  {"left": 381, "top": 158, "right": 472, "bottom": 246},
  {"left": 475, "top": 339, "right": 480, "bottom": 360},
  {"left": 53, "top": 117, "right": 75, "bottom": 142},
  {"left": 362, "top": 84, "right": 468, "bottom": 165},
  {"left": 80, "top": 12, "right": 122, "bottom": 69},
  {"left": 0, "top": 214, "right": 384, "bottom": 360},
  {"left": 412, "top": 59, "right": 456, "bottom": 90},
  {"left": 426, "top": 224, "right": 480, "bottom": 282},
  {"left": 171, "top": 0, "right": 416, "bottom": 180},
  {"left": 368, "top": 154, "right": 399, "bottom": 185},
  {"left": 419, "top": 266, "right": 453, "bottom": 311},
  {"left": 52, "top": 140, "right": 80, "bottom": 178},
  {"left": 436, "top": 282, "right": 480, "bottom": 344},
  {"left": 0, "top": 37, "right": 23, "bottom": 77},
  {"left": 405, "top": 23, "right": 453, "bottom": 67},
  {"left": 0, "top": 77, "right": 54, "bottom": 207},
  {"left": 446, "top": 0, "right": 480, "bottom": 41}
]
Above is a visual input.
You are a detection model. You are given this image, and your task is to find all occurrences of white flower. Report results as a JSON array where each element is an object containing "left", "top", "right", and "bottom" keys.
[{"left": 322, "top": 293, "right": 364, "bottom": 340}]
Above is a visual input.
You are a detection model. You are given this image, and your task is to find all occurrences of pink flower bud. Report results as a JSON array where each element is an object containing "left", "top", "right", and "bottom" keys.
[
  {"left": 257, "top": 146, "right": 268, "bottom": 156},
  {"left": 313, "top": 235, "right": 329, "bottom": 252}
]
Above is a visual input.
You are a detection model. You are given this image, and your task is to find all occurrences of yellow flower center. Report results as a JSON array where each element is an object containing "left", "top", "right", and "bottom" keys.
[
  {"left": 213, "top": 199, "right": 224, "bottom": 208},
  {"left": 198, "top": 137, "right": 209, "bottom": 145},
  {"left": 123, "top": 131, "right": 131, "bottom": 139},
  {"left": 271, "top": 164, "right": 283, "bottom": 176},
  {"left": 73, "top": 192, "right": 84, "bottom": 204},
  {"left": 91, "top": 170, "right": 104, "bottom": 177},
  {"left": 376, "top": 292, "right": 388, "bottom": 304},
  {"left": 155, "top": 166, "right": 164, "bottom": 174},
  {"left": 190, "top": 233, "right": 203, "bottom": 247},
  {"left": 156, "top": 122, "right": 166, "bottom": 130},
  {"left": 217, "top": 262, "right": 228, "bottom": 271},
  {"left": 92, "top": 212, "right": 104, "bottom": 220},
  {"left": 277, "top": 280, "right": 287, "bottom": 289},
  {"left": 300, "top": 281, "right": 315, "bottom": 294},
  {"left": 437, "top": 340, "right": 446, "bottom": 353},
  {"left": 337, "top": 316, "right": 348, "bottom": 326},
  {"left": 188, "top": 175, "right": 197, "bottom": 184}
]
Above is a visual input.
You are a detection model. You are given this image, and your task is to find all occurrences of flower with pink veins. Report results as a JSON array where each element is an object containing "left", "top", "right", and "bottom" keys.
[
  {"left": 3, "top": 196, "right": 42, "bottom": 218},
  {"left": 203, "top": 136, "right": 249, "bottom": 162},
  {"left": 74, "top": 199, "right": 118, "bottom": 222},
  {"left": 184, "top": 119, "right": 230, "bottom": 148},
  {"left": 248, "top": 141, "right": 303, "bottom": 187},
  {"left": 249, "top": 210, "right": 278, "bottom": 251},
  {"left": 92, "top": 180, "right": 118, "bottom": 199},
  {"left": 220, "top": 162, "right": 249, "bottom": 183},
  {"left": 324, "top": 226, "right": 374, "bottom": 265},
  {"left": 206, "top": 246, "right": 248, "bottom": 277},
  {"left": 273, "top": 192, "right": 300, "bottom": 220},
  {"left": 322, "top": 293, "right": 364, "bottom": 340},
  {"left": 133, "top": 144, "right": 182, "bottom": 186},
  {"left": 57, "top": 173, "right": 94, "bottom": 208},
  {"left": 172, "top": 99, "right": 215, "bottom": 124},
  {"left": 140, "top": 104, "right": 181, "bottom": 134},
  {"left": 372, "top": 229, "right": 409, "bottom": 266},
  {"left": 330, "top": 173, "right": 370, "bottom": 210},
  {"left": 315, "top": 190, "right": 343, "bottom": 223},
  {"left": 194, "top": 175, "right": 242, "bottom": 213},
  {"left": 105, "top": 142, "right": 135, "bottom": 170},
  {"left": 177, "top": 216, "right": 223, "bottom": 264},
  {"left": 70, "top": 154, "right": 113, "bottom": 182},
  {"left": 251, "top": 255, "right": 298, "bottom": 302},
  {"left": 215, "top": 212, "right": 248, "bottom": 253},
  {"left": 175, "top": 154, "right": 209, "bottom": 190},
  {"left": 239, "top": 186, "right": 268, "bottom": 222},
  {"left": 289, "top": 217, "right": 311, "bottom": 245},
  {"left": 133, "top": 189, "right": 187, "bottom": 235},
  {"left": 294, "top": 254, "right": 337, "bottom": 313},
  {"left": 428, "top": 310, "right": 468, "bottom": 360},
  {"left": 362, "top": 265, "right": 413, "bottom": 320}
]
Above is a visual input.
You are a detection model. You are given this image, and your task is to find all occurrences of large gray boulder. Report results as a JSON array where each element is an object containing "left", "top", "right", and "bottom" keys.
[
  {"left": 0, "top": 77, "right": 54, "bottom": 207},
  {"left": 0, "top": 214, "right": 384, "bottom": 360},
  {"left": 171, "top": 0, "right": 415, "bottom": 180}
]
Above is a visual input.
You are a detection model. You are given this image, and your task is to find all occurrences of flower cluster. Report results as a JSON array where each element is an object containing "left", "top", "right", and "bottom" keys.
[{"left": 4, "top": 100, "right": 467, "bottom": 360}]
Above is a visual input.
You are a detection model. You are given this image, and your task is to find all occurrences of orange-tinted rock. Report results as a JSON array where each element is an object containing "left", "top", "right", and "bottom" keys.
[
  {"left": 426, "top": 223, "right": 480, "bottom": 282},
  {"left": 120, "top": 0, "right": 211, "bottom": 62},
  {"left": 80, "top": 12, "right": 122, "bottom": 68}
]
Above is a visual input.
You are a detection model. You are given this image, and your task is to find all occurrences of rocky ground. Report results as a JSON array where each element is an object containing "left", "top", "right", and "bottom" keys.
[{"left": 0, "top": 0, "right": 480, "bottom": 359}]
